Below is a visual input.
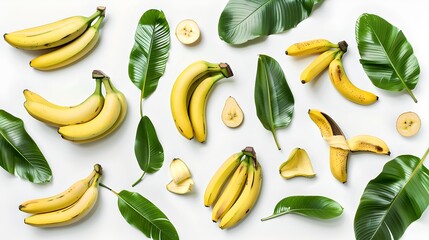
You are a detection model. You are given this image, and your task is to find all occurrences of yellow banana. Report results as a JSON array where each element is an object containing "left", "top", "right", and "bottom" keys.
[
  {"left": 166, "top": 178, "right": 194, "bottom": 195},
  {"left": 4, "top": 7, "right": 105, "bottom": 50},
  {"left": 204, "top": 152, "right": 244, "bottom": 207},
  {"left": 212, "top": 158, "right": 249, "bottom": 222},
  {"left": 169, "top": 158, "right": 192, "bottom": 184},
  {"left": 285, "top": 39, "right": 338, "bottom": 56},
  {"left": 189, "top": 73, "right": 226, "bottom": 143},
  {"left": 30, "top": 14, "right": 105, "bottom": 71},
  {"left": 347, "top": 135, "right": 390, "bottom": 155},
  {"left": 329, "top": 147, "right": 349, "bottom": 183},
  {"left": 19, "top": 164, "right": 100, "bottom": 214},
  {"left": 300, "top": 49, "right": 340, "bottom": 84},
  {"left": 328, "top": 52, "right": 378, "bottom": 105},
  {"left": 24, "top": 168, "right": 102, "bottom": 227},
  {"left": 170, "top": 60, "right": 233, "bottom": 140},
  {"left": 23, "top": 79, "right": 104, "bottom": 127}
]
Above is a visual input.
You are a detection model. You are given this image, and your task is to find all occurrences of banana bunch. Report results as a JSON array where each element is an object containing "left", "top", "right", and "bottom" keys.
[
  {"left": 20, "top": 164, "right": 102, "bottom": 227},
  {"left": 170, "top": 60, "right": 234, "bottom": 142},
  {"left": 24, "top": 70, "right": 127, "bottom": 143},
  {"left": 308, "top": 109, "right": 390, "bottom": 183},
  {"left": 204, "top": 147, "right": 262, "bottom": 229},
  {"left": 4, "top": 6, "right": 106, "bottom": 70},
  {"left": 286, "top": 39, "right": 378, "bottom": 105}
]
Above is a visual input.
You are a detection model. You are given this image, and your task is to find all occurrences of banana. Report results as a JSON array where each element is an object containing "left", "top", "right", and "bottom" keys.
[
  {"left": 4, "top": 7, "right": 105, "bottom": 50},
  {"left": 171, "top": 60, "right": 233, "bottom": 139},
  {"left": 30, "top": 13, "right": 105, "bottom": 71},
  {"left": 189, "top": 73, "right": 226, "bottom": 143},
  {"left": 328, "top": 51, "right": 378, "bottom": 105},
  {"left": 347, "top": 135, "right": 390, "bottom": 155},
  {"left": 279, "top": 148, "right": 316, "bottom": 179},
  {"left": 300, "top": 49, "right": 340, "bottom": 84},
  {"left": 175, "top": 19, "right": 201, "bottom": 45},
  {"left": 329, "top": 147, "right": 349, "bottom": 183},
  {"left": 23, "top": 79, "right": 104, "bottom": 127},
  {"left": 219, "top": 157, "right": 262, "bottom": 229},
  {"left": 212, "top": 158, "right": 249, "bottom": 222},
  {"left": 285, "top": 39, "right": 339, "bottom": 56},
  {"left": 58, "top": 76, "right": 122, "bottom": 141},
  {"left": 19, "top": 164, "right": 101, "bottom": 214},
  {"left": 396, "top": 111, "right": 421, "bottom": 137},
  {"left": 166, "top": 178, "right": 194, "bottom": 195},
  {"left": 169, "top": 158, "right": 192, "bottom": 184},
  {"left": 24, "top": 167, "right": 102, "bottom": 227},
  {"left": 221, "top": 96, "right": 244, "bottom": 128},
  {"left": 204, "top": 151, "right": 244, "bottom": 207}
]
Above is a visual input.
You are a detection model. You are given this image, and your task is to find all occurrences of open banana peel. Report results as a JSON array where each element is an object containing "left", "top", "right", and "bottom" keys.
[
  {"left": 167, "top": 158, "right": 194, "bottom": 195},
  {"left": 279, "top": 148, "right": 316, "bottom": 179}
]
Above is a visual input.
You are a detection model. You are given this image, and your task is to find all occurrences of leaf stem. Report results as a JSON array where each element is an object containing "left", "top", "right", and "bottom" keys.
[
  {"left": 261, "top": 211, "right": 288, "bottom": 221},
  {"left": 140, "top": 91, "right": 144, "bottom": 118},
  {"left": 420, "top": 147, "right": 429, "bottom": 165},
  {"left": 271, "top": 130, "right": 281, "bottom": 150},
  {"left": 99, "top": 182, "right": 118, "bottom": 195},
  {"left": 132, "top": 172, "right": 146, "bottom": 187},
  {"left": 406, "top": 89, "right": 418, "bottom": 103}
]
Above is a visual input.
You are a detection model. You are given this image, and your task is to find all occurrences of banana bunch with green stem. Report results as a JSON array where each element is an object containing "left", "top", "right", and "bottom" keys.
[
  {"left": 4, "top": 6, "right": 106, "bottom": 70},
  {"left": 170, "top": 60, "right": 234, "bottom": 142},
  {"left": 204, "top": 147, "right": 262, "bottom": 229},
  {"left": 286, "top": 38, "right": 378, "bottom": 105}
]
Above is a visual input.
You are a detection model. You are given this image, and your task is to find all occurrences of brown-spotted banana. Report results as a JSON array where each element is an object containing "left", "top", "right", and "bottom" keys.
[
  {"left": 166, "top": 158, "right": 194, "bottom": 195},
  {"left": 285, "top": 39, "right": 339, "bottom": 56},
  {"left": 347, "top": 135, "right": 390, "bottom": 155}
]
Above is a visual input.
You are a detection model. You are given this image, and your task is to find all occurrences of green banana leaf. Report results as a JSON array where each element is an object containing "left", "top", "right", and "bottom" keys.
[
  {"left": 254, "top": 54, "right": 294, "bottom": 150},
  {"left": 356, "top": 13, "right": 420, "bottom": 103},
  {"left": 128, "top": 9, "right": 170, "bottom": 99},
  {"left": 117, "top": 190, "right": 179, "bottom": 240},
  {"left": 218, "top": 0, "right": 324, "bottom": 45},
  {"left": 261, "top": 196, "right": 343, "bottom": 221},
  {"left": 354, "top": 149, "right": 429, "bottom": 240},
  {"left": 0, "top": 110, "right": 51, "bottom": 183},
  {"left": 133, "top": 116, "right": 164, "bottom": 187}
]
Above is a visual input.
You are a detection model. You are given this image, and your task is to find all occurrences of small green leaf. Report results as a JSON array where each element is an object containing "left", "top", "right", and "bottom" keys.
[
  {"left": 261, "top": 195, "right": 343, "bottom": 221},
  {"left": 0, "top": 110, "right": 52, "bottom": 183},
  {"left": 254, "top": 54, "right": 294, "bottom": 150}
]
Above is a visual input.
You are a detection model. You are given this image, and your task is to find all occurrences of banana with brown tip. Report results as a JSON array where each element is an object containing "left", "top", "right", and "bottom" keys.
[{"left": 347, "top": 135, "right": 390, "bottom": 155}]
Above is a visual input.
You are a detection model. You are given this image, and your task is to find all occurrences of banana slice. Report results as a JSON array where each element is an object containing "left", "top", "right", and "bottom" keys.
[
  {"left": 221, "top": 96, "right": 244, "bottom": 128},
  {"left": 396, "top": 111, "right": 421, "bottom": 137},
  {"left": 166, "top": 178, "right": 194, "bottom": 195},
  {"left": 169, "top": 158, "right": 192, "bottom": 184},
  {"left": 175, "top": 19, "right": 201, "bottom": 45}
]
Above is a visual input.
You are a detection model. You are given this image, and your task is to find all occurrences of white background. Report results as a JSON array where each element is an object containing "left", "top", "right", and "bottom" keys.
[{"left": 0, "top": 0, "right": 428, "bottom": 239}]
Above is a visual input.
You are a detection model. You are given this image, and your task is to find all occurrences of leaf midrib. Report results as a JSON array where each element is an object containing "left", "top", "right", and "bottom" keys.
[{"left": 227, "top": 0, "right": 272, "bottom": 34}]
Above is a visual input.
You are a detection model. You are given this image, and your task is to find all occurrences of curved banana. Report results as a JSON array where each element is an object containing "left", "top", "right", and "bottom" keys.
[
  {"left": 24, "top": 168, "right": 102, "bottom": 227},
  {"left": 300, "top": 49, "right": 340, "bottom": 84},
  {"left": 171, "top": 60, "right": 233, "bottom": 139},
  {"left": 23, "top": 79, "right": 104, "bottom": 127},
  {"left": 219, "top": 159, "right": 262, "bottom": 229},
  {"left": 328, "top": 52, "right": 378, "bottom": 105},
  {"left": 30, "top": 13, "right": 105, "bottom": 71},
  {"left": 285, "top": 39, "right": 338, "bottom": 56},
  {"left": 347, "top": 135, "right": 390, "bottom": 155},
  {"left": 204, "top": 152, "right": 244, "bottom": 207},
  {"left": 4, "top": 7, "right": 105, "bottom": 50},
  {"left": 189, "top": 73, "right": 225, "bottom": 143},
  {"left": 212, "top": 158, "right": 249, "bottom": 222},
  {"left": 58, "top": 77, "right": 121, "bottom": 141}
]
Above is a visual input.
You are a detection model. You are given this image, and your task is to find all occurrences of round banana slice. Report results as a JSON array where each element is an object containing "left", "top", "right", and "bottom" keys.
[
  {"left": 221, "top": 96, "right": 244, "bottom": 128},
  {"left": 175, "top": 19, "right": 201, "bottom": 45},
  {"left": 396, "top": 111, "right": 421, "bottom": 137}
]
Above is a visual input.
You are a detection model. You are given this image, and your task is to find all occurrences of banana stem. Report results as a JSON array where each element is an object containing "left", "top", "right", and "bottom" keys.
[
  {"left": 92, "top": 15, "right": 105, "bottom": 30},
  {"left": 132, "top": 172, "right": 146, "bottom": 187},
  {"left": 99, "top": 182, "right": 118, "bottom": 195},
  {"left": 87, "top": 7, "right": 104, "bottom": 23}
]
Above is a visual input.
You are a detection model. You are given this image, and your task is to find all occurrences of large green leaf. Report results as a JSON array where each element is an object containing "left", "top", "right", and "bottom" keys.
[
  {"left": 254, "top": 54, "right": 294, "bottom": 150},
  {"left": 117, "top": 190, "right": 179, "bottom": 240},
  {"left": 354, "top": 150, "right": 429, "bottom": 240},
  {"left": 128, "top": 9, "right": 170, "bottom": 98},
  {"left": 0, "top": 110, "right": 51, "bottom": 183},
  {"left": 356, "top": 13, "right": 420, "bottom": 103},
  {"left": 218, "top": 0, "right": 324, "bottom": 45}
]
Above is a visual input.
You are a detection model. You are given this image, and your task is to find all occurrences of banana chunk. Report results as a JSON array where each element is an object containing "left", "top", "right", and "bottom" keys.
[
  {"left": 221, "top": 96, "right": 244, "bottom": 128},
  {"left": 396, "top": 111, "right": 421, "bottom": 137},
  {"left": 175, "top": 19, "right": 201, "bottom": 45}
]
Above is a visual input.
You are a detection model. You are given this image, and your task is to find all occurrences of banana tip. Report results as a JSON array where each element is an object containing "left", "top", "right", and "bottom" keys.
[
  {"left": 301, "top": 80, "right": 306, "bottom": 84},
  {"left": 285, "top": 51, "right": 289, "bottom": 55}
]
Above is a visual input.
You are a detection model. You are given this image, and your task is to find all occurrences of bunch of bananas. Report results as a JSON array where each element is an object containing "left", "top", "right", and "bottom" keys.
[
  {"left": 4, "top": 6, "right": 106, "bottom": 70},
  {"left": 286, "top": 39, "right": 378, "bottom": 105},
  {"left": 24, "top": 70, "right": 127, "bottom": 143},
  {"left": 20, "top": 164, "right": 102, "bottom": 227},
  {"left": 170, "top": 60, "right": 234, "bottom": 142},
  {"left": 204, "top": 147, "right": 262, "bottom": 229}
]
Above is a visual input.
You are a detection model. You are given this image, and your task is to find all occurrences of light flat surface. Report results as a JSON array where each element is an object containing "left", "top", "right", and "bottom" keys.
[{"left": 0, "top": 0, "right": 428, "bottom": 239}]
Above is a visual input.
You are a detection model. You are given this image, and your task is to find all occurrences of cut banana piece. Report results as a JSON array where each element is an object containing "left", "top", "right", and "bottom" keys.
[
  {"left": 221, "top": 96, "right": 244, "bottom": 128},
  {"left": 279, "top": 148, "right": 316, "bottom": 179},
  {"left": 175, "top": 19, "right": 201, "bottom": 45},
  {"left": 170, "top": 158, "right": 192, "bottom": 184},
  {"left": 396, "top": 111, "right": 421, "bottom": 137},
  {"left": 166, "top": 178, "right": 194, "bottom": 195}
]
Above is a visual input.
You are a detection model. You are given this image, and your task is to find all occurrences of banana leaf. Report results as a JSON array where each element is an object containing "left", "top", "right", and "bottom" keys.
[
  {"left": 0, "top": 110, "right": 51, "bottom": 183},
  {"left": 254, "top": 54, "right": 294, "bottom": 150},
  {"left": 218, "top": 0, "right": 324, "bottom": 45},
  {"left": 356, "top": 13, "right": 420, "bottom": 103},
  {"left": 354, "top": 149, "right": 429, "bottom": 240}
]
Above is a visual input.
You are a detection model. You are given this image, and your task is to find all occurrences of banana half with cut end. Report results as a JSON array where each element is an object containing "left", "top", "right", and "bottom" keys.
[
  {"left": 221, "top": 96, "right": 244, "bottom": 128},
  {"left": 166, "top": 158, "right": 194, "bottom": 195}
]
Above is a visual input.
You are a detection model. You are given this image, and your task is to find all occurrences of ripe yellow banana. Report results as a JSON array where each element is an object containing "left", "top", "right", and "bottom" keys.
[
  {"left": 328, "top": 52, "right": 378, "bottom": 105},
  {"left": 23, "top": 79, "right": 104, "bottom": 127},
  {"left": 204, "top": 152, "right": 244, "bottom": 207},
  {"left": 24, "top": 167, "right": 102, "bottom": 227},
  {"left": 285, "top": 39, "right": 338, "bottom": 56},
  {"left": 30, "top": 13, "right": 105, "bottom": 71},
  {"left": 171, "top": 60, "right": 233, "bottom": 140},
  {"left": 347, "top": 135, "right": 390, "bottom": 155},
  {"left": 19, "top": 164, "right": 100, "bottom": 214},
  {"left": 3, "top": 7, "right": 105, "bottom": 50},
  {"left": 188, "top": 73, "right": 226, "bottom": 143},
  {"left": 300, "top": 49, "right": 340, "bottom": 84}
]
